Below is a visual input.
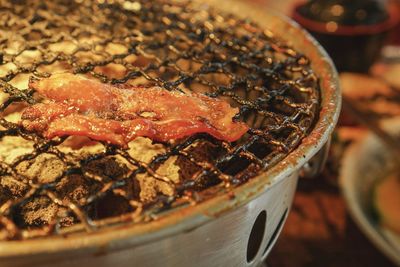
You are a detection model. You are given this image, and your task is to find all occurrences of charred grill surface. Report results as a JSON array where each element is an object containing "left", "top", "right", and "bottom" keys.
[{"left": 0, "top": 0, "right": 320, "bottom": 240}]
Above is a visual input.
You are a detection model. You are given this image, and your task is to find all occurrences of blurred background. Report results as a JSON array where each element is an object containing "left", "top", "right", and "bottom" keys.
[{"left": 242, "top": 0, "right": 400, "bottom": 266}]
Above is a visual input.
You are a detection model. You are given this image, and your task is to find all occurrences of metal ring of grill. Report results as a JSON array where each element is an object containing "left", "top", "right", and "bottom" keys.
[{"left": 0, "top": 0, "right": 321, "bottom": 240}]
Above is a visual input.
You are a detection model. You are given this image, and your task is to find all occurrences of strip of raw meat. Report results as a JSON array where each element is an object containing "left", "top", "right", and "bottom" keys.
[{"left": 21, "top": 73, "right": 248, "bottom": 146}]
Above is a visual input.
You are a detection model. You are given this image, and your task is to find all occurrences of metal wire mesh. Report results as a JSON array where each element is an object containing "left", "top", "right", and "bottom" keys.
[{"left": 0, "top": 0, "right": 320, "bottom": 240}]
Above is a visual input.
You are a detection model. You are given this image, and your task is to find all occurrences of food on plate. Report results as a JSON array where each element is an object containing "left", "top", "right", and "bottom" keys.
[
  {"left": 339, "top": 73, "right": 400, "bottom": 126},
  {"left": 372, "top": 63, "right": 400, "bottom": 90},
  {"left": 21, "top": 73, "right": 249, "bottom": 146},
  {"left": 373, "top": 174, "right": 400, "bottom": 234},
  {"left": 340, "top": 73, "right": 394, "bottom": 100}
]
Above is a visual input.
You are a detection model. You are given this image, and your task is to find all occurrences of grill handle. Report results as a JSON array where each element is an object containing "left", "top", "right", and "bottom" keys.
[{"left": 299, "top": 137, "right": 331, "bottom": 179}]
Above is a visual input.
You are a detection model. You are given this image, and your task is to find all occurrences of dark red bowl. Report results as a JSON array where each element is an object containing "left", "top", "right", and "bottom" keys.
[{"left": 292, "top": 2, "right": 400, "bottom": 73}]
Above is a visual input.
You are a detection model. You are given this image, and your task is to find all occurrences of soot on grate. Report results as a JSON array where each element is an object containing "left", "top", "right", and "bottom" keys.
[{"left": 0, "top": 0, "right": 319, "bottom": 240}]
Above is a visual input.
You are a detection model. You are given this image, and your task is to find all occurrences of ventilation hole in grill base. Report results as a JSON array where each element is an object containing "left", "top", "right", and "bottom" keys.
[
  {"left": 246, "top": 210, "right": 267, "bottom": 263},
  {"left": 262, "top": 208, "right": 288, "bottom": 257}
]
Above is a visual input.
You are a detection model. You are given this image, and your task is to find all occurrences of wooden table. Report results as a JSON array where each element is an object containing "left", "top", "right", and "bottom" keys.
[{"left": 267, "top": 177, "right": 396, "bottom": 267}]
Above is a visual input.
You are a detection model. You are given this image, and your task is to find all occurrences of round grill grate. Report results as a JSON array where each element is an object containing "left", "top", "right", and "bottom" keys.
[{"left": 0, "top": 0, "right": 319, "bottom": 240}]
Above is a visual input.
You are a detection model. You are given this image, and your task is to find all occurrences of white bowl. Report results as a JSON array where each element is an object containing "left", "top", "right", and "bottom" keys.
[{"left": 340, "top": 117, "right": 400, "bottom": 266}]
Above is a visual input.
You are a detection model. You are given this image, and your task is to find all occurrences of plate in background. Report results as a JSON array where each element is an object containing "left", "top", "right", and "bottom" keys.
[{"left": 340, "top": 117, "right": 400, "bottom": 266}]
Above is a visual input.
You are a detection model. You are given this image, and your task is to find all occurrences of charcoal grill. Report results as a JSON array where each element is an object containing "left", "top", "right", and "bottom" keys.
[{"left": 0, "top": 0, "right": 341, "bottom": 266}]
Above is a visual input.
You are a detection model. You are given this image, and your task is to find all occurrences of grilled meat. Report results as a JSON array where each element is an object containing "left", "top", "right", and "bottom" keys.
[{"left": 21, "top": 73, "right": 248, "bottom": 146}]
